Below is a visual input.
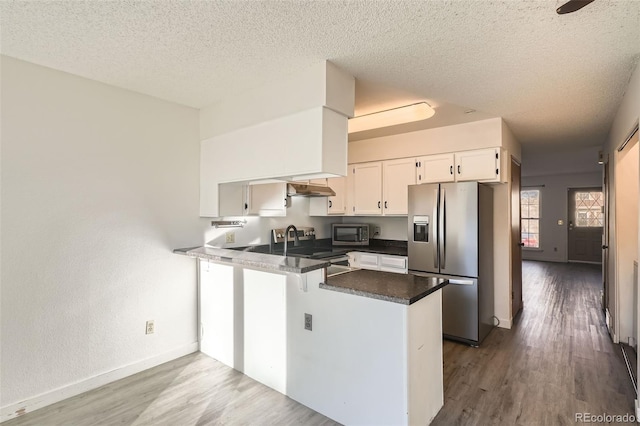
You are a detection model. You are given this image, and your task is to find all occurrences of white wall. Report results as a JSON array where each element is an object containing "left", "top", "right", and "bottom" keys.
[
  {"left": 520, "top": 172, "right": 602, "bottom": 263},
  {"left": 603, "top": 60, "right": 640, "bottom": 343},
  {"left": 0, "top": 56, "right": 206, "bottom": 415}
]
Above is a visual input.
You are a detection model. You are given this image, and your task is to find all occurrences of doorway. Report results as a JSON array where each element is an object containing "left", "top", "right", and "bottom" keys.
[
  {"left": 567, "top": 188, "right": 604, "bottom": 263},
  {"left": 511, "top": 158, "right": 523, "bottom": 318}
]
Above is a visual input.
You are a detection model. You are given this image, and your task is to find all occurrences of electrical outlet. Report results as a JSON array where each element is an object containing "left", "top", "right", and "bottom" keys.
[
  {"left": 146, "top": 320, "right": 155, "bottom": 335},
  {"left": 374, "top": 226, "right": 381, "bottom": 236},
  {"left": 225, "top": 232, "right": 235, "bottom": 243},
  {"left": 304, "top": 313, "right": 312, "bottom": 331}
]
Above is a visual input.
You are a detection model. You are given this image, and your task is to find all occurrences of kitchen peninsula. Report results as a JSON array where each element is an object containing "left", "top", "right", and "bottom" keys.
[{"left": 175, "top": 246, "right": 447, "bottom": 425}]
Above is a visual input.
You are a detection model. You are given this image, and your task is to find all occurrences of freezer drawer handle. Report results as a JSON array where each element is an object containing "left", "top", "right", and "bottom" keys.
[{"left": 448, "top": 279, "right": 474, "bottom": 285}]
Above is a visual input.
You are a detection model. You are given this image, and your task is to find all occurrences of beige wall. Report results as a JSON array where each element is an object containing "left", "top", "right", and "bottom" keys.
[
  {"left": 348, "top": 117, "right": 504, "bottom": 163},
  {"left": 603, "top": 60, "right": 640, "bottom": 343},
  {"left": 615, "top": 138, "right": 639, "bottom": 345}
]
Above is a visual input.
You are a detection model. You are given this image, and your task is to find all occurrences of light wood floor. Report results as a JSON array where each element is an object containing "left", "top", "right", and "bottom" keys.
[{"left": 6, "top": 261, "right": 635, "bottom": 425}]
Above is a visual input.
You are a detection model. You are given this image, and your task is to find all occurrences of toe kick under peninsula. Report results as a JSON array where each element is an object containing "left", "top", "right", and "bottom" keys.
[{"left": 175, "top": 246, "right": 447, "bottom": 425}]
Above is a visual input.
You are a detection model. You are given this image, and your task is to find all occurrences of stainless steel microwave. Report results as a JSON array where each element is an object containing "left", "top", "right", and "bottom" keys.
[{"left": 332, "top": 223, "right": 370, "bottom": 246}]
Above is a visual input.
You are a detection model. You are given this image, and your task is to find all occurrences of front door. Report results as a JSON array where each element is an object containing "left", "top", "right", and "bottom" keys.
[
  {"left": 511, "top": 159, "right": 523, "bottom": 317},
  {"left": 568, "top": 188, "right": 604, "bottom": 263}
]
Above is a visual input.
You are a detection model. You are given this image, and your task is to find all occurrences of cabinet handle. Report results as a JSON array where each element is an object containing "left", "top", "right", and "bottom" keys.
[
  {"left": 328, "top": 200, "right": 332, "bottom": 208},
  {"left": 457, "top": 165, "right": 461, "bottom": 174},
  {"left": 419, "top": 174, "right": 422, "bottom": 181},
  {"left": 416, "top": 161, "right": 419, "bottom": 168},
  {"left": 284, "top": 198, "right": 287, "bottom": 207},
  {"left": 384, "top": 201, "right": 388, "bottom": 209},
  {"left": 450, "top": 165, "right": 453, "bottom": 175},
  {"left": 378, "top": 201, "right": 381, "bottom": 209},
  {"left": 244, "top": 203, "right": 248, "bottom": 210}
]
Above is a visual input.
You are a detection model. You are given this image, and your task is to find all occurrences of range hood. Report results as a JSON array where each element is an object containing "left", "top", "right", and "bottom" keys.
[{"left": 287, "top": 183, "right": 336, "bottom": 197}]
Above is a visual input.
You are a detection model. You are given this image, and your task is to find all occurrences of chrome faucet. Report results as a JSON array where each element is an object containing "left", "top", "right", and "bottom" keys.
[{"left": 283, "top": 225, "right": 300, "bottom": 257}]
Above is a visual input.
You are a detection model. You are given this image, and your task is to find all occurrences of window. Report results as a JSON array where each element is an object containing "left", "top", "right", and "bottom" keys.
[
  {"left": 521, "top": 189, "right": 540, "bottom": 248},
  {"left": 573, "top": 191, "right": 603, "bottom": 227}
]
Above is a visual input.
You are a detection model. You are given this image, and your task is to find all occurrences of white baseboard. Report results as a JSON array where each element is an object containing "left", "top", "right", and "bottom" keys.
[
  {"left": 1, "top": 342, "right": 198, "bottom": 423},
  {"left": 497, "top": 317, "right": 512, "bottom": 329}
]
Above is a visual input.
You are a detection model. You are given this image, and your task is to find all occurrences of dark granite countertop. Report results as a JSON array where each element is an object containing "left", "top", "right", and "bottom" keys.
[
  {"left": 226, "top": 239, "right": 408, "bottom": 257},
  {"left": 321, "top": 270, "right": 447, "bottom": 305},
  {"left": 173, "top": 246, "right": 330, "bottom": 274}
]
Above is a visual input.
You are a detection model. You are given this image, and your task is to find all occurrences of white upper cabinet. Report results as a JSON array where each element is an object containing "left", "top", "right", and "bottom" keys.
[
  {"left": 247, "top": 183, "right": 289, "bottom": 217},
  {"left": 353, "top": 162, "right": 383, "bottom": 215},
  {"left": 327, "top": 177, "right": 347, "bottom": 214},
  {"left": 415, "top": 148, "right": 504, "bottom": 184},
  {"left": 383, "top": 158, "right": 416, "bottom": 215},
  {"left": 218, "top": 182, "right": 248, "bottom": 217},
  {"left": 454, "top": 148, "right": 501, "bottom": 182},
  {"left": 308, "top": 176, "right": 347, "bottom": 216},
  {"left": 416, "top": 154, "right": 455, "bottom": 184}
]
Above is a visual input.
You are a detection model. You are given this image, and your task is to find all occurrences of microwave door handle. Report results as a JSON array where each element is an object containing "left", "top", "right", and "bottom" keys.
[
  {"left": 358, "top": 228, "right": 362, "bottom": 242},
  {"left": 440, "top": 187, "right": 446, "bottom": 269},
  {"left": 433, "top": 188, "right": 439, "bottom": 269}
]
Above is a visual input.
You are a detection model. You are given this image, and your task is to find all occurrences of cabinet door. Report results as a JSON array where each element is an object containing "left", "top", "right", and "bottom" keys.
[
  {"left": 327, "top": 176, "right": 346, "bottom": 214},
  {"left": 247, "top": 183, "right": 288, "bottom": 216},
  {"left": 219, "top": 182, "right": 248, "bottom": 217},
  {"left": 353, "top": 162, "right": 383, "bottom": 215},
  {"left": 455, "top": 148, "right": 499, "bottom": 182},
  {"left": 418, "top": 154, "right": 455, "bottom": 183},
  {"left": 383, "top": 158, "right": 416, "bottom": 215},
  {"left": 353, "top": 252, "right": 380, "bottom": 270},
  {"left": 199, "top": 261, "right": 236, "bottom": 368},
  {"left": 379, "top": 255, "right": 408, "bottom": 274},
  {"left": 244, "top": 269, "right": 287, "bottom": 394}
]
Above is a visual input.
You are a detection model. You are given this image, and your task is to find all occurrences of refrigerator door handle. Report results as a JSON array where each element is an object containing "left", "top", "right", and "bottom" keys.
[
  {"left": 440, "top": 187, "right": 446, "bottom": 269},
  {"left": 433, "top": 188, "right": 439, "bottom": 269}
]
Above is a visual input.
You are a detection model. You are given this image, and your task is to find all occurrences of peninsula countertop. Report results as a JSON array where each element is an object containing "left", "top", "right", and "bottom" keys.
[
  {"left": 173, "top": 246, "right": 330, "bottom": 274},
  {"left": 321, "top": 269, "right": 448, "bottom": 305}
]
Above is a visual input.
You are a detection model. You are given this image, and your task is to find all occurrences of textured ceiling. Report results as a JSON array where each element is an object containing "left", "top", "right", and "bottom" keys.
[{"left": 1, "top": 0, "right": 638, "bottom": 151}]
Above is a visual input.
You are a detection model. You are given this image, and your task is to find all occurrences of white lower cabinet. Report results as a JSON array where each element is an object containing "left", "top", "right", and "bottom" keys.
[
  {"left": 349, "top": 252, "right": 408, "bottom": 274},
  {"left": 199, "top": 261, "right": 287, "bottom": 394},
  {"left": 199, "top": 261, "right": 237, "bottom": 368},
  {"left": 243, "top": 269, "right": 287, "bottom": 394}
]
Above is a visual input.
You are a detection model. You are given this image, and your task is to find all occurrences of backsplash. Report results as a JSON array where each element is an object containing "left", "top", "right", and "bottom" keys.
[
  {"left": 204, "top": 197, "right": 335, "bottom": 248},
  {"left": 204, "top": 197, "right": 410, "bottom": 248}
]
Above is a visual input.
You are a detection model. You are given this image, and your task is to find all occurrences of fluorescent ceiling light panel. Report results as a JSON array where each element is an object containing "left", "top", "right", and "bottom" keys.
[{"left": 348, "top": 102, "right": 435, "bottom": 133}]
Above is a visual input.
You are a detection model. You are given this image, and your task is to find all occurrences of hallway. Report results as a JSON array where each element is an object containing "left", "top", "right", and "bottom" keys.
[{"left": 432, "top": 261, "right": 636, "bottom": 425}]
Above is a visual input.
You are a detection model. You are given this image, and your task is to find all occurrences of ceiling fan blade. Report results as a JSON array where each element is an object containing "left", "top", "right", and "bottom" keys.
[{"left": 556, "top": 0, "right": 596, "bottom": 14}]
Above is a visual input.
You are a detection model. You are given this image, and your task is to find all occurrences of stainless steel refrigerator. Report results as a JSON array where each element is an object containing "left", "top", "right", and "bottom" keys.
[{"left": 408, "top": 181, "right": 494, "bottom": 346}]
